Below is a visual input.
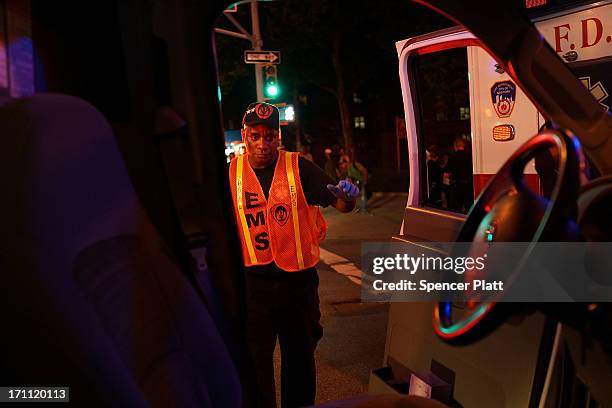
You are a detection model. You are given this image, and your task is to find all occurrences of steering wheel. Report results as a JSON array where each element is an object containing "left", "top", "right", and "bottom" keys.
[{"left": 433, "top": 128, "right": 582, "bottom": 340}]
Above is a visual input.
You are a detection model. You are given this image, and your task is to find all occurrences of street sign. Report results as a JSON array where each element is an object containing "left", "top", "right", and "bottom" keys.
[{"left": 244, "top": 50, "right": 281, "bottom": 64}]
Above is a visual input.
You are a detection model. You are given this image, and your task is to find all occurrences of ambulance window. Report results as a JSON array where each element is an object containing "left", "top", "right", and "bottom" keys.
[{"left": 411, "top": 47, "right": 474, "bottom": 214}]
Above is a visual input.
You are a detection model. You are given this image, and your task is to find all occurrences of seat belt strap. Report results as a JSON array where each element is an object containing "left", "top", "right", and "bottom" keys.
[
  {"left": 155, "top": 127, "right": 206, "bottom": 250},
  {"left": 155, "top": 126, "right": 214, "bottom": 314}
]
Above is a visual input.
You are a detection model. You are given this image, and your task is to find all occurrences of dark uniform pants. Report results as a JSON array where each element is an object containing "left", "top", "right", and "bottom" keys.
[
  {"left": 451, "top": 181, "right": 472, "bottom": 213},
  {"left": 246, "top": 269, "right": 323, "bottom": 408}
]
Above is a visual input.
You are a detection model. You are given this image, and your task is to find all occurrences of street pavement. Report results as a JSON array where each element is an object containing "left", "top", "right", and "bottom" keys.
[{"left": 273, "top": 193, "right": 408, "bottom": 406}]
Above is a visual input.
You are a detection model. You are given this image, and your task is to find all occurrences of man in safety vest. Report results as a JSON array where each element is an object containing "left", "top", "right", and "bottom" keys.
[{"left": 229, "top": 102, "right": 359, "bottom": 408}]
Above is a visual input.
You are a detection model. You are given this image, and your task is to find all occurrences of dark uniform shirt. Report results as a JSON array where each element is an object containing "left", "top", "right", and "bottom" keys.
[
  {"left": 237, "top": 155, "right": 336, "bottom": 275},
  {"left": 445, "top": 149, "right": 472, "bottom": 183}
]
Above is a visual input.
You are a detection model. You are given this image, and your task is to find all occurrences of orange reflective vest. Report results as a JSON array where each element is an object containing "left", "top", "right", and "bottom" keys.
[{"left": 229, "top": 151, "right": 327, "bottom": 272}]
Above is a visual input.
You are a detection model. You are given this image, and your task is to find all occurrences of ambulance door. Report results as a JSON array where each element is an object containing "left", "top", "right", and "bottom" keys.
[
  {"left": 372, "top": 29, "right": 552, "bottom": 407},
  {"left": 395, "top": 27, "right": 542, "bottom": 243},
  {"left": 395, "top": 27, "right": 476, "bottom": 242}
]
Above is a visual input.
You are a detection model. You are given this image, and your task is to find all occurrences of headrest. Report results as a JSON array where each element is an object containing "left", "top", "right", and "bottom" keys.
[{"left": 0, "top": 93, "right": 141, "bottom": 258}]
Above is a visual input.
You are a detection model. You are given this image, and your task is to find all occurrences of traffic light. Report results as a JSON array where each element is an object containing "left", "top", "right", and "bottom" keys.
[{"left": 264, "top": 64, "right": 280, "bottom": 99}]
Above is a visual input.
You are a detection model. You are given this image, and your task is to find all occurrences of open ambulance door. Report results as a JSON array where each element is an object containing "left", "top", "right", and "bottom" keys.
[
  {"left": 369, "top": 28, "right": 554, "bottom": 407},
  {"left": 395, "top": 27, "right": 542, "bottom": 243}
]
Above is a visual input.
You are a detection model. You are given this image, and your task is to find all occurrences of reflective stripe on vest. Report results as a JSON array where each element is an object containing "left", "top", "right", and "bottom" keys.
[
  {"left": 236, "top": 155, "right": 257, "bottom": 264},
  {"left": 229, "top": 154, "right": 273, "bottom": 267},
  {"left": 285, "top": 154, "right": 305, "bottom": 270}
]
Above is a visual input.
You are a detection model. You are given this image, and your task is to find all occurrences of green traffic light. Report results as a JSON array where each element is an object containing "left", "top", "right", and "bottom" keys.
[{"left": 266, "top": 84, "right": 279, "bottom": 97}]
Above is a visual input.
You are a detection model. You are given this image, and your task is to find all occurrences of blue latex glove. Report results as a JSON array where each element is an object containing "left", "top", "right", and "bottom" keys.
[{"left": 327, "top": 179, "right": 360, "bottom": 201}]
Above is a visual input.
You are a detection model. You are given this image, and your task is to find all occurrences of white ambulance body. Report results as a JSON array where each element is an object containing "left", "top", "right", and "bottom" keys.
[
  {"left": 370, "top": 2, "right": 612, "bottom": 406},
  {"left": 396, "top": 1, "right": 611, "bottom": 241}
]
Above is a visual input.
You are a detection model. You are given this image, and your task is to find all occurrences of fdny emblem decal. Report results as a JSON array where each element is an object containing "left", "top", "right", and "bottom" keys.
[
  {"left": 256, "top": 103, "right": 274, "bottom": 119},
  {"left": 491, "top": 81, "right": 516, "bottom": 118},
  {"left": 270, "top": 203, "right": 290, "bottom": 226}
]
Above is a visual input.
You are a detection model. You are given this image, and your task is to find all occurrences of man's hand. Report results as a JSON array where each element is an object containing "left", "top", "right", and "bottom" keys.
[{"left": 327, "top": 180, "right": 359, "bottom": 202}]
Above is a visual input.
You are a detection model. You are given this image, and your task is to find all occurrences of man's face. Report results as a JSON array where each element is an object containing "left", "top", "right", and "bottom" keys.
[{"left": 242, "top": 123, "right": 279, "bottom": 168}]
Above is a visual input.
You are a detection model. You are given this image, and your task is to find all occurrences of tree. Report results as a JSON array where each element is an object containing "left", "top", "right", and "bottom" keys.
[
  {"left": 261, "top": 0, "right": 450, "bottom": 157},
  {"left": 216, "top": 0, "right": 451, "bottom": 159},
  {"left": 262, "top": 0, "right": 370, "bottom": 155}
]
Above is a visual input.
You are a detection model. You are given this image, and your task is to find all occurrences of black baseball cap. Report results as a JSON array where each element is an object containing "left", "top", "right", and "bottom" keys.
[{"left": 242, "top": 102, "right": 280, "bottom": 129}]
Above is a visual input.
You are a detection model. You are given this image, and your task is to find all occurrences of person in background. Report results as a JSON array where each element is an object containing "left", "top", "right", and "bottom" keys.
[
  {"left": 337, "top": 161, "right": 348, "bottom": 180},
  {"left": 324, "top": 148, "right": 337, "bottom": 183},
  {"left": 426, "top": 145, "right": 443, "bottom": 207},
  {"left": 338, "top": 147, "right": 350, "bottom": 175},
  {"left": 229, "top": 102, "right": 359, "bottom": 408},
  {"left": 345, "top": 156, "right": 369, "bottom": 213},
  {"left": 444, "top": 137, "right": 473, "bottom": 213},
  {"left": 300, "top": 145, "right": 314, "bottom": 162},
  {"left": 439, "top": 151, "right": 451, "bottom": 208}
]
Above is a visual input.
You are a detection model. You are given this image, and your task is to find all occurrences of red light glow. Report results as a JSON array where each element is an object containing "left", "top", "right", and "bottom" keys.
[
  {"left": 492, "top": 125, "right": 515, "bottom": 141},
  {"left": 526, "top": 0, "right": 547, "bottom": 8}
]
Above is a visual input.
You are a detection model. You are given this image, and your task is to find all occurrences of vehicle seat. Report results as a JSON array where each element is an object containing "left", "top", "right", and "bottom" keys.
[{"left": 0, "top": 94, "right": 241, "bottom": 407}]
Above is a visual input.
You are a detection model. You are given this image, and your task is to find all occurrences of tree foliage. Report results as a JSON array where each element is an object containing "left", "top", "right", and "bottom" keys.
[{"left": 216, "top": 0, "right": 451, "bottom": 154}]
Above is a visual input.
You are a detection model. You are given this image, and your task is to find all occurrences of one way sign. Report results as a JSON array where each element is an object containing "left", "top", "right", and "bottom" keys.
[{"left": 244, "top": 50, "right": 281, "bottom": 64}]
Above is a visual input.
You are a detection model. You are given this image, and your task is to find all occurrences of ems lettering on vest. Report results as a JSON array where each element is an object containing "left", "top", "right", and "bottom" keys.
[
  {"left": 245, "top": 192, "right": 260, "bottom": 209},
  {"left": 246, "top": 211, "right": 265, "bottom": 228},
  {"left": 289, "top": 185, "right": 297, "bottom": 207},
  {"left": 236, "top": 179, "right": 244, "bottom": 210},
  {"left": 244, "top": 191, "right": 269, "bottom": 250},
  {"left": 254, "top": 232, "right": 269, "bottom": 250}
]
